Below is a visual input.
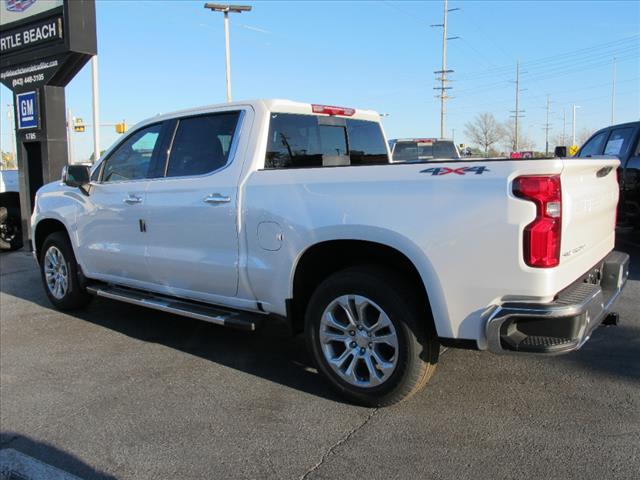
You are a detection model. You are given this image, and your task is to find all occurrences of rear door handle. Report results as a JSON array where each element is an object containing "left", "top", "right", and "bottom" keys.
[
  {"left": 123, "top": 194, "right": 142, "bottom": 204},
  {"left": 204, "top": 193, "right": 231, "bottom": 204}
]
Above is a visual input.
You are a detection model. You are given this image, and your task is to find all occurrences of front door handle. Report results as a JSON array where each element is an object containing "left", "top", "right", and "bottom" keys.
[
  {"left": 123, "top": 194, "right": 142, "bottom": 204},
  {"left": 203, "top": 193, "right": 231, "bottom": 204}
]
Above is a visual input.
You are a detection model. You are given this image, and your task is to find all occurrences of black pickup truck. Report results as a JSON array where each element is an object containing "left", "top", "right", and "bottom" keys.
[{"left": 575, "top": 121, "right": 640, "bottom": 230}]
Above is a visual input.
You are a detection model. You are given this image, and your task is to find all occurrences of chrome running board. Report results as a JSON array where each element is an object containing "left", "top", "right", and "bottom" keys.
[{"left": 86, "top": 285, "right": 261, "bottom": 331}]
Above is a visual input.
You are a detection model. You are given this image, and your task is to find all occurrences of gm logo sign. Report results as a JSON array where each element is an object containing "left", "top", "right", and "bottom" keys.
[{"left": 16, "top": 90, "right": 38, "bottom": 130}]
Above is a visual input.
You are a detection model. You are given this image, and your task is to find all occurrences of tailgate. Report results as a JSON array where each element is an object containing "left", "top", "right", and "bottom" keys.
[{"left": 560, "top": 157, "right": 620, "bottom": 266}]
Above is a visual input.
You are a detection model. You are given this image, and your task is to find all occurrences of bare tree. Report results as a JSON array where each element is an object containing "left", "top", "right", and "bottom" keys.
[
  {"left": 502, "top": 119, "right": 535, "bottom": 152},
  {"left": 464, "top": 113, "right": 504, "bottom": 156}
]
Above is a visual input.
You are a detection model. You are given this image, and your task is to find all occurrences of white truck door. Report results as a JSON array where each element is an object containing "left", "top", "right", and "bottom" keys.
[
  {"left": 143, "top": 111, "right": 243, "bottom": 299},
  {"left": 76, "top": 123, "right": 165, "bottom": 285}
]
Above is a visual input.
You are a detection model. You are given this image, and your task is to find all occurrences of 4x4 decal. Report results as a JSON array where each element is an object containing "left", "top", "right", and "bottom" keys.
[{"left": 420, "top": 166, "right": 490, "bottom": 176}]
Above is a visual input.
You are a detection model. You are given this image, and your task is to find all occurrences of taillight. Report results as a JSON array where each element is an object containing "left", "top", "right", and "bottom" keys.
[
  {"left": 513, "top": 175, "right": 562, "bottom": 268},
  {"left": 311, "top": 104, "right": 355, "bottom": 116}
]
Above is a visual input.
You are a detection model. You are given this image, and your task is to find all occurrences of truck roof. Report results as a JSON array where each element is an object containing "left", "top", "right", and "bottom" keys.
[{"left": 133, "top": 99, "right": 382, "bottom": 131}]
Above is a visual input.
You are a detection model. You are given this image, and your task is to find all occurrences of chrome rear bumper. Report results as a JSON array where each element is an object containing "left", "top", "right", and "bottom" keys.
[{"left": 486, "top": 251, "right": 630, "bottom": 355}]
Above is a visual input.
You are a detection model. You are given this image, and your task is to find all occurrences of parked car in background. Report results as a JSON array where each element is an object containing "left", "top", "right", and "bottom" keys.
[
  {"left": 32, "top": 100, "right": 628, "bottom": 406},
  {"left": 0, "top": 169, "right": 22, "bottom": 251},
  {"left": 575, "top": 121, "right": 640, "bottom": 230},
  {"left": 388, "top": 138, "right": 460, "bottom": 162}
]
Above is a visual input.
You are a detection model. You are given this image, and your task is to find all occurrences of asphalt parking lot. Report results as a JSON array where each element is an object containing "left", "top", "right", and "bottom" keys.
[{"left": 1, "top": 239, "right": 639, "bottom": 480}]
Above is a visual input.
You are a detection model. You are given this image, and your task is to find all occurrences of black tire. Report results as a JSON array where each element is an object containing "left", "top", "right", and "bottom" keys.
[
  {"left": 39, "top": 231, "right": 92, "bottom": 310},
  {"left": 0, "top": 206, "right": 23, "bottom": 251},
  {"left": 305, "top": 266, "right": 439, "bottom": 407}
]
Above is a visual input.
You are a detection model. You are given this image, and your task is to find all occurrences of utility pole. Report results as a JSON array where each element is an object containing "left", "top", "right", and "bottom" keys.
[
  {"left": 509, "top": 61, "right": 525, "bottom": 152},
  {"left": 611, "top": 56, "right": 617, "bottom": 125},
  {"left": 432, "top": 0, "right": 459, "bottom": 139},
  {"left": 562, "top": 109, "right": 566, "bottom": 145},
  {"left": 543, "top": 95, "right": 551, "bottom": 156},
  {"left": 515, "top": 62, "right": 519, "bottom": 151},
  {"left": 91, "top": 55, "right": 100, "bottom": 162},
  {"left": 204, "top": 3, "right": 252, "bottom": 102},
  {"left": 572, "top": 104, "right": 580, "bottom": 146}
]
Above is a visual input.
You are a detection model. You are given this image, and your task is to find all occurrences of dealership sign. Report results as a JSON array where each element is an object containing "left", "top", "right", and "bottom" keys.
[
  {"left": 0, "top": 0, "right": 96, "bottom": 92},
  {"left": 1, "top": 0, "right": 63, "bottom": 26},
  {"left": 0, "top": 15, "right": 63, "bottom": 54}
]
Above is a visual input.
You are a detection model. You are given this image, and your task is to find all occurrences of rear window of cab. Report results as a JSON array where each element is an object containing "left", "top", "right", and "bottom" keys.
[{"left": 265, "top": 113, "right": 389, "bottom": 169}]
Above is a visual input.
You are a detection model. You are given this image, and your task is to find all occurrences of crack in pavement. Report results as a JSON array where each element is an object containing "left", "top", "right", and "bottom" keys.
[{"left": 300, "top": 408, "right": 379, "bottom": 480}]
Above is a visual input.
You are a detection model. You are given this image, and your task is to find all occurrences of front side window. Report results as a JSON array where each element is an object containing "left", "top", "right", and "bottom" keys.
[
  {"left": 265, "top": 114, "right": 388, "bottom": 169},
  {"left": 578, "top": 131, "right": 607, "bottom": 158},
  {"left": 166, "top": 112, "right": 240, "bottom": 178},
  {"left": 101, "top": 124, "right": 163, "bottom": 182},
  {"left": 603, "top": 127, "right": 634, "bottom": 157}
]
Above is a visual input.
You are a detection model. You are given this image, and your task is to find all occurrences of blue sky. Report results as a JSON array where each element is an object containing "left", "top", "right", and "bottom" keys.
[{"left": 1, "top": 0, "right": 639, "bottom": 161}]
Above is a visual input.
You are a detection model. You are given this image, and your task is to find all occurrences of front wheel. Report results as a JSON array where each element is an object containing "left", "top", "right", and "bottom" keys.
[
  {"left": 305, "top": 266, "right": 439, "bottom": 407},
  {"left": 39, "top": 231, "right": 92, "bottom": 310}
]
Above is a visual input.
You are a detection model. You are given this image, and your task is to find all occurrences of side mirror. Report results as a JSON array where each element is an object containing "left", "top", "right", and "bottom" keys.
[
  {"left": 554, "top": 146, "right": 567, "bottom": 157},
  {"left": 62, "top": 165, "right": 90, "bottom": 193}
]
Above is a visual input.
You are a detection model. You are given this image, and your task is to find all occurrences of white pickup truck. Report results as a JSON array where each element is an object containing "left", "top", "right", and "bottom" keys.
[{"left": 31, "top": 99, "right": 629, "bottom": 406}]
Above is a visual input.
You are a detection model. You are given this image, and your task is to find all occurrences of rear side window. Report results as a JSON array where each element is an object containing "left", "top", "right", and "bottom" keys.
[
  {"left": 578, "top": 131, "right": 607, "bottom": 158},
  {"left": 265, "top": 113, "right": 388, "bottom": 169},
  {"left": 603, "top": 127, "right": 634, "bottom": 157},
  {"left": 347, "top": 119, "right": 389, "bottom": 165},
  {"left": 166, "top": 112, "right": 240, "bottom": 177}
]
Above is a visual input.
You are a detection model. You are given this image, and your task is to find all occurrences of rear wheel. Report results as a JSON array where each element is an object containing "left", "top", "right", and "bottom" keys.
[
  {"left": 39, "top": 231, "right": 92, "bottom": 310},
  {"left": 305, "top": 266, "right": 439, "bottom": 407}
]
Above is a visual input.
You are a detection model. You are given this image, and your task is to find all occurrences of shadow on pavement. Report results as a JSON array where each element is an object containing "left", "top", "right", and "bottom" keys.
[
  {"left": 1, "top": 236, "right": 638, "bottom": 403},
  {"left": 554, "top": 325, "right": 640, "bottom": 383},
  {"left": 553, "top": 235, "right": 640, "bottom": 382},
  {"left": 0, "top": 256, "right": 342, "bottom": 403},
  {"left": 0, "top": 433, "right": 116, "bottom": 480}
]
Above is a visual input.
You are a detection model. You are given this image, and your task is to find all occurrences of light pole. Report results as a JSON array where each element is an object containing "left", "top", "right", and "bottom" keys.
[
  {"left": 571, "top": 104, "right": 581, "bottom": 146},
  {"left": 204, "top": 3, "right": 252, "bottom": 103},
  {"left": 91, "top": 55, "right": 100, "bottom": 162}
]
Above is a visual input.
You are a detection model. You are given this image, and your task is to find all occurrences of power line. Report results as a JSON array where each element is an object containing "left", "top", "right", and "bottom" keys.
[
  {"left": 455, "top": 34, "right": 639, "bottom": 80},
  {"left": 452, "top": 52, "right": 637, "bottom": 98}
]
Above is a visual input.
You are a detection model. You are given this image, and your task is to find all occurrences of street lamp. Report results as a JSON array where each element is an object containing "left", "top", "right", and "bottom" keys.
[
  {"left": 571, "top": 104, "right": 581, "bottom": 146},
  {"left": 204, "top": 3, "right": 252, "bottom": 103}
]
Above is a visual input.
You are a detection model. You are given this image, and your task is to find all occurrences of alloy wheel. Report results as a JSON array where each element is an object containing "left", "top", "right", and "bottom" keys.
[
  {"left": 319, "top": 294, "right": 399, "bottom": 388},
  {"left": 44, "top": 246, "right": 69, "bottom": 299}
]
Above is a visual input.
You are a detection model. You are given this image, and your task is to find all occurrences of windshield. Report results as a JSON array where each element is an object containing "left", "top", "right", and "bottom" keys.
[{"left": 392, "top": 141, "right": 459, "bottom": 162}]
